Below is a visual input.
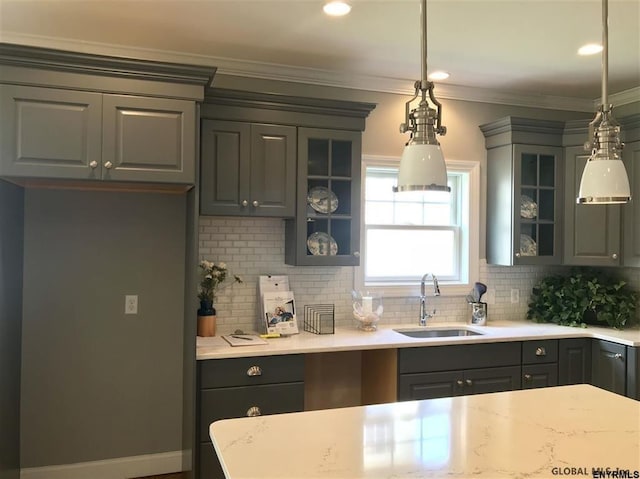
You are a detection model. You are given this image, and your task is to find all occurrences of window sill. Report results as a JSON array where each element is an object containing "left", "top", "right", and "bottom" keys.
[{"left": 358, "top": 283, "right": 473, "bottom": 298}]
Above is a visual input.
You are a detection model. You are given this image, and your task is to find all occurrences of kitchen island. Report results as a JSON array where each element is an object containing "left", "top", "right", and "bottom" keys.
[{"left": 210, "top": 384, "right": 640, "bottom": 479}]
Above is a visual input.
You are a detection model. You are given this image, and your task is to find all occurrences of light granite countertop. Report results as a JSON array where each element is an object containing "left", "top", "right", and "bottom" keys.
[
  {"left": 197, "top": 320, "right": 640, "bottom": 360},
  {"left": 210, "top": 384, "right": 640, "bottom": 479}
]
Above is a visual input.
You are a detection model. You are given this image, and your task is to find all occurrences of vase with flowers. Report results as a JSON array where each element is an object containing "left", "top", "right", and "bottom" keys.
[{"left": 197, "top": 260, "right": 243, "bottom": 337}]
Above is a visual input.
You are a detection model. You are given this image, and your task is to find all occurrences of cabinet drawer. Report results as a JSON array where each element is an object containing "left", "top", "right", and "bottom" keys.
[
  {"left": 199, "top": 354, "right": 304, "bottom": 388},
  {"left": 398, "top": 342, "right": 521, "bottom": 374},
  {"left": 199, "top": 382, "right": 304, "bottom": 442},
  {"left": 522, "top": 340, "right": 558, "bottom": 364}
]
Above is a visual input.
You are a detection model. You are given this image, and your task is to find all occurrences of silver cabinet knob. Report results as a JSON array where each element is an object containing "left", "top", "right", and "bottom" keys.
[
  {"left": 246, "top": 406, "right": 261, "bottom": 417},
  {"left": 246, "top": 365, "right": 262, "bottom": 377},
  {"left": 89, "top": 160, "right": 98, "bottom": 169},
  {"left": 465, "top": 379, "right": 473, "bottom": 386},
  {"left": 515, "top": 253, "right": 521, "bottom": 258},
  {"left": 535, "top": 347, "right": 546, "bottom": 356},
  {"left": 353, "top": 251, "right": 360, "bottom": 258},
  {"left": 612, "top": 253, "right": 618, "bottom": 260},
  {"left": 104, "top": 161, "right": 113, "bottom": 169},
  {"left": 524, "top": 374, "right": 532, "bottom": 381},
  {"left": 456, "top": 380, "right": 464, "bottom": 387},
  {"left": 252, "top": 200, "right": 259, "bottom": 207},
  {"left": 241, "top": 200, "right": 248, "bottom": 207},
  {"left": 614, "top": 353, "right": 623, "bottom": 359}
]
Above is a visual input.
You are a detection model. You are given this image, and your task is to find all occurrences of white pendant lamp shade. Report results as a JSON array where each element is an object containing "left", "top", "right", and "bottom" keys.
[
  {"left": 577, "top": 156, "right": 631, "bottom": 204},
  {"left": 396, "top": 143, "right": 449, "bottom": 192}
]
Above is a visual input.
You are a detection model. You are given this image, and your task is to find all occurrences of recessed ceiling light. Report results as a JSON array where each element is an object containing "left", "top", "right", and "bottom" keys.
[
  {"left": 428, "top": 71, "right": 450, "bottom": 81},
  {"left": 323, "top": 1, "right": 351, "bottom": 16},
  {"left": 578, "top": 43, "right": 603, "bottom": 55}
]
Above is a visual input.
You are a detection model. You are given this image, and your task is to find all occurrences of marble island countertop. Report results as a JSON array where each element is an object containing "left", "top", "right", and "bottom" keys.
[
  {"left": 210, "top": 384, "right": 640, "bottom": 479},
  {"left": 197, "top": 320, "right": 640, "bottom": 360}
]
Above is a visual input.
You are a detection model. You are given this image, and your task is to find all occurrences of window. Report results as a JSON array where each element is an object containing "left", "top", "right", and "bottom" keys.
[{"left": 355, "top": 156, "right": 479, "bottom": 297}]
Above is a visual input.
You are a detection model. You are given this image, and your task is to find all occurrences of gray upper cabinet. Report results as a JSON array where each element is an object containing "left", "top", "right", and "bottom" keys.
[
  {"left": 481, "top": 117, "right": 564, "bottom": 265},
  {"left": 563, "top": 114, "right": 639, "bottom": 266},
  {"left": 200, "top": 89, "right": 375, "bottom": 266},
  {"left": 0, "top": 43, "right": 215, "bottom": 187},
  {"left": 622, "top": 136, "right": 640, "bottom": 267},
  {"left": 285, "top": 127, "right": 362, "bottom": 266},
  {"left": 200, "top": 119, "right": 296, "bottom": 217},
  {"left": 0, "top": 85, "right": 102, "bottom": 179}
]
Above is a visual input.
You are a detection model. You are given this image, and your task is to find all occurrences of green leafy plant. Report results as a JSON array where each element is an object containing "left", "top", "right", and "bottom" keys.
[{"left": 527, "top": 268, "right": 638, "bottom": 329}]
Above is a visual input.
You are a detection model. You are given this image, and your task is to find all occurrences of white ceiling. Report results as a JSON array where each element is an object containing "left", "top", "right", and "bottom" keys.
[{"left": 1, "top": 0, "right": 638, "bottom": 106}]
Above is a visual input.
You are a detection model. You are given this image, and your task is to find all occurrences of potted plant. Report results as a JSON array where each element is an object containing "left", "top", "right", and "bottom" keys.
[
  {"left": 527, "top": 268, "right": 638, "bottom": 329},
  {"left": 197, "top": 260, "right": 242, "bottom": 336}
]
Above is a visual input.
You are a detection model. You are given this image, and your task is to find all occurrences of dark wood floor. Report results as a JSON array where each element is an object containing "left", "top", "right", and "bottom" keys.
[{"left": 133, "top": 473, "right": 186, "bottom": 479}]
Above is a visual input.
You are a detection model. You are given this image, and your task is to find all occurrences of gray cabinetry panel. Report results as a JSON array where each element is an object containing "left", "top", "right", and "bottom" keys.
[
  {"left": 627, "top": 346, "right": 639, "bottom": 400},
  {"left": 563, "top": 145, "right": 621, "bottom": 266},
  {"left": 481, "top": 118, "right": 564, "bottom": 266},
  {"left": 623, "top": 141, "right": 640, "bottom": 267},
  {"left": 0, "top": 85, "right": 102, "bottom": 179},
  {"left": 398, "top": 342, "right": 521, "bottom": 374},
  {"left": 200, "top": 119, "right": 295, "bottom": 217},
  {"left": 0, "top": 85, "right": 196, "bottom": 184},
  {"left": 285, "top": 127, "right": 362, "bottom": 266},
  {"left": 558, "top": 338, "right": 592, "bottom": 385},
  {"left": 591, "top": 339, "right": 626, "bottom": 395},
  {"left": 196, "top": 355, "right": 304, "bottom": 479},
  {"left": 522, "top": 363, "right": 558, "bottom": 389},
  {"left": 102, "top": 95, "right": 195, "bottom": 184}
]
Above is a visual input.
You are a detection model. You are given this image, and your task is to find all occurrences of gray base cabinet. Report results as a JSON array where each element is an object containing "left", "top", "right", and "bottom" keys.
[
  {"left": 398, "top": 342, "right": 522, "bottom": 401},
  {"left": 1, "top": 85, "right": 196, "bottom": 184},
  {"left": 521, "top": 339, "right": 558, "bottom": 389},
  {"left": 200, "top": 119, "right": 296, "bottom": 217},
  {"left": 591, "top": 339, "right": 626, "bottom": 396},
  {"left": 196, "top": 355, "right": 304, "bottom": 479},
  {"left": 558, "top": 338, "right": 592, "bottom": 385}
]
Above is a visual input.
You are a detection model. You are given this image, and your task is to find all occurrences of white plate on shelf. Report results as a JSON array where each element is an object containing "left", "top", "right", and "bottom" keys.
[
  {"left": 520, "top": 234, "right": 537, "bottom": 256},
  {"left": 520, "top": 194, "right": 538, "bottom": 219},
  {"left": 307, "top": 186, "right": 338, "bottom": 214},
  {"left": 307, "top": 232, "right": 338, "bottom": 256}
]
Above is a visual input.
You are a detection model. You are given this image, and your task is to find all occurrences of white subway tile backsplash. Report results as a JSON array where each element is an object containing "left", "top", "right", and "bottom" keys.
[{"left": 198, "top": 216, "right": 640, "bottom": 335}]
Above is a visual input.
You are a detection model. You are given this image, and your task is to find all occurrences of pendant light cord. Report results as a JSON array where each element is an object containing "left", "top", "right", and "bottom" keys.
[{"left": 601, "top": 0, "right": 609, "bottom": 110}]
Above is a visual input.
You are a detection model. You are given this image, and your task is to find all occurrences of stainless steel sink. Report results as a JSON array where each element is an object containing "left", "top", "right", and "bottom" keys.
[{"left": 393, "top": 328, "right": 483, "bottom": 338}]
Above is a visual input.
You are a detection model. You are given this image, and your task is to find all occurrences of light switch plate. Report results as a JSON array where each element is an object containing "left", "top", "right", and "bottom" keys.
[{"left": 125, "top": 295, "right": 138, "bottom": 314}]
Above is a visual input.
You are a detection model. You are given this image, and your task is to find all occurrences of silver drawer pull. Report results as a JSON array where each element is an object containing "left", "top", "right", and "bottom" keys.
[
  {"left": 456, "top": 380, "right": 464, "bottom": 387},
  {"left": 246, "top": 406, "right": 262, "bottom": 417},
  {"left": 535, "top": 347, "right": 546, "bottom": 356},
  {"left": 613, "top": 353, "right": 623, "bottom": 360},
  {"left": 246, "top": 365, "right": 262, "bottom": 377},
  {"left": 465, "top": 379, "right": 473, "bottom": 386},
  {"left": 524, "top": 374, "right": 532, "bottom": 381}
]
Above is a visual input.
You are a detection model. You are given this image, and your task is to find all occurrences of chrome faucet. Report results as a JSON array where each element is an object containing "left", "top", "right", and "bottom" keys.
[{"left": 419, "top": 273, "right": 440, "bottom": 326}]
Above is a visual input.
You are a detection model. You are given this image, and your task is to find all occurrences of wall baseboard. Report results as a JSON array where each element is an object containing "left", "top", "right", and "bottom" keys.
[{"left": 20, "top": 450, "right": 187, "bottom": 479}]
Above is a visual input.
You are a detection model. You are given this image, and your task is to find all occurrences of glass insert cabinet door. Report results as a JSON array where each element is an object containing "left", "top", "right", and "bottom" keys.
[
  {"left": 285, "top": 127, "right": 362, "bottom": 266},
  {"left": 513, "top": 145, "right": 562, "bottom": 264}
]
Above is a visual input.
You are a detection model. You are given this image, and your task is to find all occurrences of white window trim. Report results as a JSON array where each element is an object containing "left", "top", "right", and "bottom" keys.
[{"left": 354, "top": 155, "right": 480, "bottom": 298}]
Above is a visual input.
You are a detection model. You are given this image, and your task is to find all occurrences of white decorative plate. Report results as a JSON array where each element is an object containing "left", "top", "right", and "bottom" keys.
[
  {"left": 307, "top": 232, "right": 338, "bottom": 256},
  {"left": 307, "top": 187, "right": 338, "bottom": 214},
  {"left": 520, "top": 234, "right": 537, "bottom": 256},
  {"left": 520, "top": 194, "right": 538, "bottom": 219}
]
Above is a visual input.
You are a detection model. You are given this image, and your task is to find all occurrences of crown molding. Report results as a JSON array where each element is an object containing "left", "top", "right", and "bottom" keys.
[
  {"left": 593, "top": 86, "right": 640, "bottom": 109},
  {"left": 2, "top": 31, "right": 635, "bottom": 113}
]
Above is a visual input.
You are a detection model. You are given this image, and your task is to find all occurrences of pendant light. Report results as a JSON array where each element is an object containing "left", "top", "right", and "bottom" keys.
[
  {"left": 577, "top": 0, "right": 631, "bottom": 204},
  {"left": 393, "top": 0, "right": 450, "bottom": 193}
]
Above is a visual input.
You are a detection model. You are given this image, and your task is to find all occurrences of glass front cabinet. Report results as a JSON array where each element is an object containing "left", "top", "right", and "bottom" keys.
[
  {"left": 285, "top": 128, "right": 362, "bottom": 266},
  {"left": 481, "top": 118, "right": 564, "bottom": 265}
]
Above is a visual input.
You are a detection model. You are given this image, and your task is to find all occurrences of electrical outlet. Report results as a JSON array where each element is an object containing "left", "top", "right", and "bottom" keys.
[
  {"left": 510, "top": 289, "right": 520, "bottom": 304},
  {"left": 125, "top": 295, "right": 138, "bottom": 314}
]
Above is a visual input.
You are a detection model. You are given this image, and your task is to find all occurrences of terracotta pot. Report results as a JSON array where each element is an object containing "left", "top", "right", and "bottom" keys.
[
  {"left": 197, "top": 314, "right": 217, "bottom": 337},
  {"left": 197, "top": 300, "right": 217, "bottom": 337}
]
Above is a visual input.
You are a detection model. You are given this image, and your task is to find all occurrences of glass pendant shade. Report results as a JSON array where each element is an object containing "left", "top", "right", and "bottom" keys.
[
  {"left": 395, "top": 143, "right": 449, "bottom": 192},
  {"left": 577, "top": 155, "right": 631, "bottom": 204}
]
